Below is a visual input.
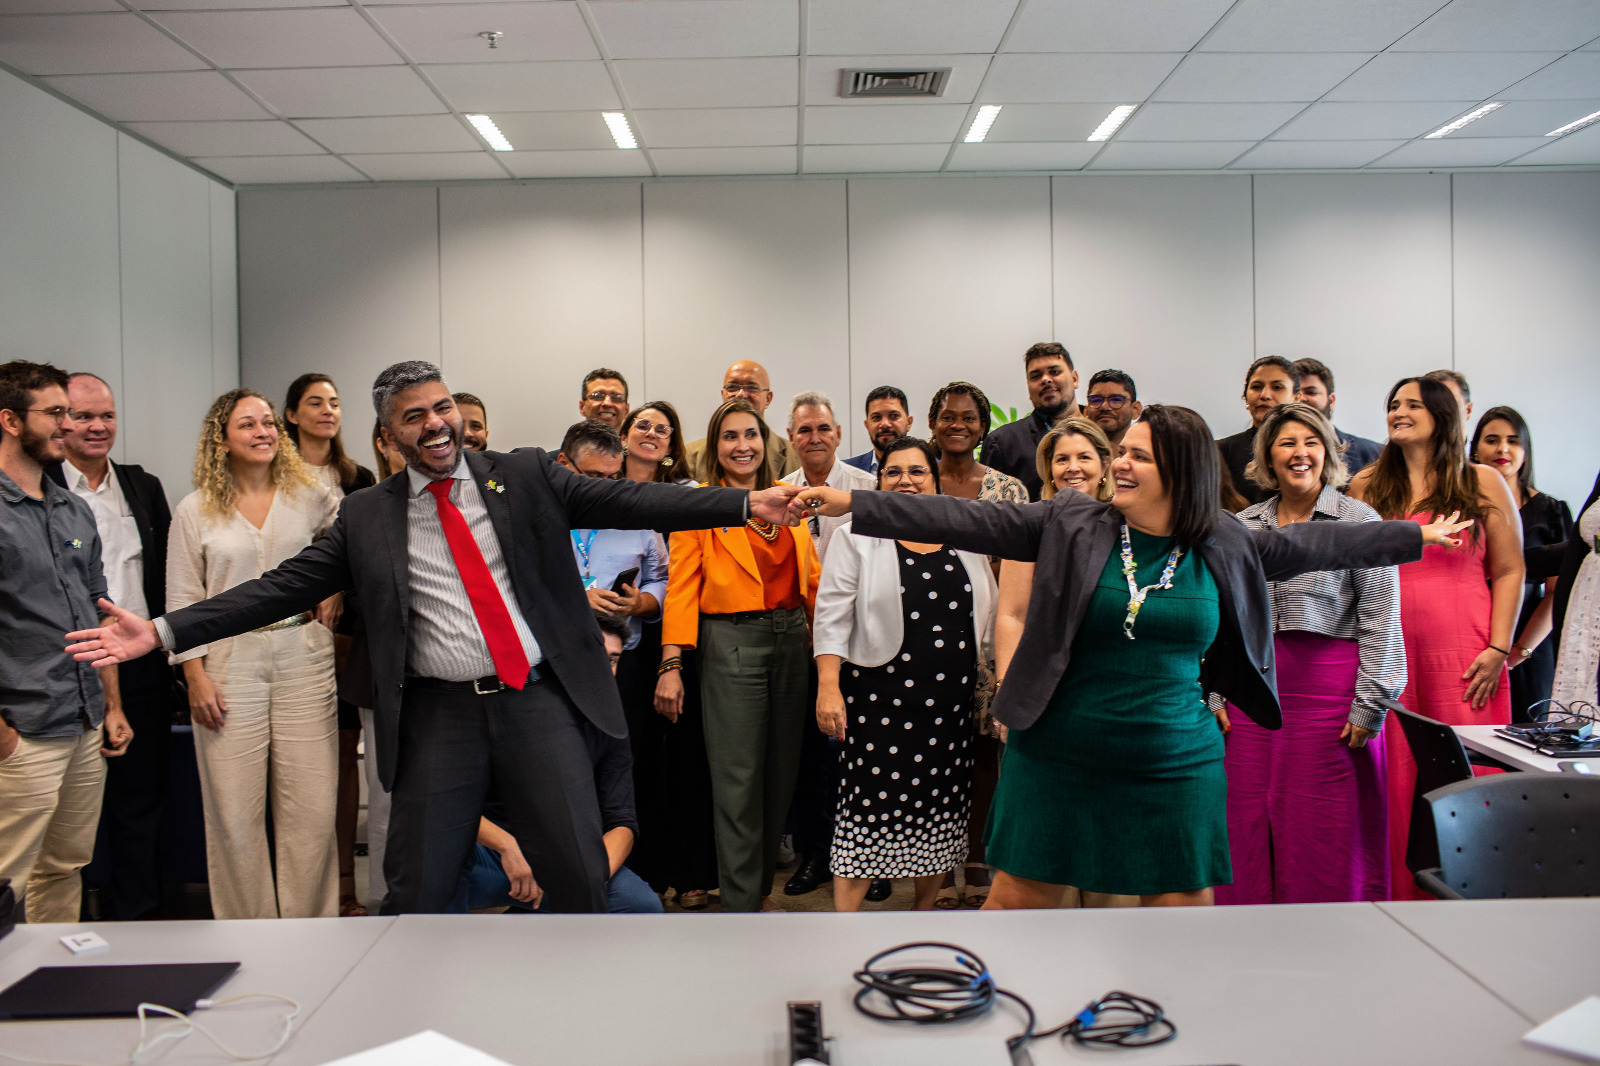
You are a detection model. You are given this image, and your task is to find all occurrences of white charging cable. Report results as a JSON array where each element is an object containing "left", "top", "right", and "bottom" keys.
[{"left": 0, "top": 992, "right": 300, "bottom": 1066}]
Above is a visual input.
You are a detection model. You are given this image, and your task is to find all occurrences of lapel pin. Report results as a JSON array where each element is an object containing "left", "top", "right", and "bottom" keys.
[
  {"left": 486, "top": 479, "right": 505, "bottom": 494},
  {"left": 69, "top": 538, "right": 82, "bottom": 549}
]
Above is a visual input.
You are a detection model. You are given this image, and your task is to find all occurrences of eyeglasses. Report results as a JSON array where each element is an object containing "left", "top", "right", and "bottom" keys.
[
  {"left": 24, "top": 407, "right": 70, "bottom": 423},
  {"left": 1085, "top": 395, "right": 1129, "bottom": 409},
  {"left": 68, "top": 410, "right": 116, "bottom": 424},
  {"left": 631, "top": 420, "right": 674, "bottom": 439},
  {"left": 882, "top": 466, "right": 931, "bottom": 481},
  {"left": 723, "top": 383, "right": 770, "bottom": 397},
  {"left": 585, "top": 390, "right": 627, "bottom": 405}
]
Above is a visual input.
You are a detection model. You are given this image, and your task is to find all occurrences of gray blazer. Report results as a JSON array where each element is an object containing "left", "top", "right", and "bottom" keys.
[{"left": 850, "top": 488, "right": 1424, "bottom": 732}]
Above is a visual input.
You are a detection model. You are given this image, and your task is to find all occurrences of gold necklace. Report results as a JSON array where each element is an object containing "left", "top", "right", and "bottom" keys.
[{"left": 746, "top": 517, "right": 780, "bottom": 541}]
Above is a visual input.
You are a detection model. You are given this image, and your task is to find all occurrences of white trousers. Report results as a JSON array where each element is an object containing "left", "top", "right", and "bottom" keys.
[{"left": 0, "top": 728, "right": 106, "bottom": 922}]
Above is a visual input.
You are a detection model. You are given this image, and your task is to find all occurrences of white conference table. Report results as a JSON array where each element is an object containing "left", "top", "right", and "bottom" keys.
[
  {"left": 1, "top": 904, "right": 1589, "bottom": 1066},
  {"left": 1455, "top": 724, "right": 1569, "bottom": 773}
]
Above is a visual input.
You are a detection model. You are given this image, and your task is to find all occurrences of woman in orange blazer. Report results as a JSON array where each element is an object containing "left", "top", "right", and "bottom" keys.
[{"left": 657, "top": 399, "right": 819, "bottom": 913}]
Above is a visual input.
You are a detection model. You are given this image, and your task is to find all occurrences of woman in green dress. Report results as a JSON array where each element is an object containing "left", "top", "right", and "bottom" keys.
[{"left": 792, "top": 405, "right": 1473, "bottom": 908}]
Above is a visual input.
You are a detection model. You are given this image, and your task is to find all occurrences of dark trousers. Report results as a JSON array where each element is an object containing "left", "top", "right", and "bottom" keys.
[
  {"left": 790, "top": 663, "right": 841, "bottom": 863},
  {"left": 379, "top": 675, "right": 608, "bottom": 915},
  {"left": 88, "top": 652, "right": 175, "bottom": 920}
]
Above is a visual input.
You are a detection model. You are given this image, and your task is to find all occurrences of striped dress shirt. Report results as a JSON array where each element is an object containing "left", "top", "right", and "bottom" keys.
[
  {"left": 405, "top": 462, "right": 540, "bottom": 682},
  {"left": 1233, "top": 485, "right": 1406, "bottom": 731}
]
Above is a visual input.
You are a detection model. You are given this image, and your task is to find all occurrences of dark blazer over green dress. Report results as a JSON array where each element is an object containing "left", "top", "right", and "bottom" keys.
[{"left": 849, "top": 488, "right": 1425, "bottom": 732}]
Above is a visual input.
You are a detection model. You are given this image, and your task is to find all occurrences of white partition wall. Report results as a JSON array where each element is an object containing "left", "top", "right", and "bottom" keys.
[
  {"left": 237, "top": 171, "right": 1599, "bottom": 501},
  {"left": 0, "top": 67, "right": 235, "bottom": 503}
]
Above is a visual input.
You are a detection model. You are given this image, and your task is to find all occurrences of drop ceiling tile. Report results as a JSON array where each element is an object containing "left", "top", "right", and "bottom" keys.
[
  {"left": 342, "top": 152, "right": 508, "bottom": 181},
  {"left": 650, "top": 145, "right": 796, "bottom": 175},
  {"left": 947, "top": 141, "right": 1099, "bottom": 170},
  {"left": 236, "top": 66, "right": 446, "bottom": 117},
  {"left": 1006, "top": 0, "right": 1233, "bottom": 53},
  {"left": 367, "top": 3, "right": 598, "bottom": 64},
  {"left": 1198, "top": 0, "right": 1443, "bottom": 52},
  {"left": 1088, "top": 140, "right": 1255, "bottom": 169},
  {"left": 0, "top": 13, "right": 206, "bottom": 75},
  {"left": 1325, "top": 52, "right": 1563, "bottom": 102},
  {"left": 1274, "top": 101, "right": 1477, "bottom": 140},
  {"left": 632, "top": 107, "right": 794, "bottom": 148},
  {"left": 1229, "top": 139, "right": 1406, "bottom": 168},
  {"left": 425, "top": 61, "right": 620, "bottom": 112},
  {"left": 1450, "top": 99, "right": 1600, "bottom": 137},
  {"left": 192, "top": 154, "right": 366, "bottom": 184},
  {"left": 802, "top": 143, "right": 948, "bottom": 172},
  {"left": 805, "top": 54, "right": 989, "bottom": 106},
  {"left": 1499, "top": 52, "right": 1600, "bottom": 100},
  {"left": 123, "top": 119, "right": 323, "bottom": 156},
  {"left": 803, "top": 104, "right": 966, "bottom": 143},
  {"left": 808, "top": 0, "right": 1015, "bottom": 56},
  {"left": 588, "top": 0, "right": 796, "bottom": 60},
  {"left": 614, "top": 57, "right": 797, "bottom": 109},
  {"left": 150, "top": 8, "right": 401, "bottom": 68},
  {"left": 1154, "top": 53, "right": 1370, "bottom": 102},
  {"left": 0, "top": 2, "right": 119, "bottom": 12},
  {"left": 45, "top": 71, "right": 271, "bottom": 120},
  {"left": 1118, "top": 101, "right": 1304, "bottom": 141},
  {"left": 294, "top": 114, "right": 481, "bottom": 153},
  {"left": 1370, "top": 136, "right": 1551, "bottom": 167},
  {"left": 1507, "top": 122, "right": 1600, "bottom": 164},
  {"left": 500, "top": 148, "right": 651, "bottom": 178},
  {"left": 1393, "top": 0, "right": 1600, "bottom": 52},
  {"left": 136, "top": 1, "right": 347, "bottom": 8},
  {"left": 486, "top": 110, "right": 617, "bottom": 150},
  {"left": 983, "top": 103, "right": 1114, "bottom": 141},
  {"left": 980, "top": 53, "right": 1182, "bottom": 104}
]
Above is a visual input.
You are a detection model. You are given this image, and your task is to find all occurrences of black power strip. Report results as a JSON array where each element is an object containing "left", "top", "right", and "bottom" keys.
[{"left": 788, "top": 1000, "right": 830, "bottom": 1064}]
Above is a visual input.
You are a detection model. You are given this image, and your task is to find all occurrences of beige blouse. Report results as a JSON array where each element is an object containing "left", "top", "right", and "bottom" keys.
[{"left": 166, "top": 482, "right": 339, "bottom": 667}]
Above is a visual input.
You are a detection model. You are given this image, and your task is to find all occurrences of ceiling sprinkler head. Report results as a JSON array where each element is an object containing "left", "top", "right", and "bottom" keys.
[{"left": 479, "top": 30, "right": 504, "bottom": 50}]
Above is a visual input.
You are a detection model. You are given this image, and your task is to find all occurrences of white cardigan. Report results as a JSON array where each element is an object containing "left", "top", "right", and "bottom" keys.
[{"left": 813, "top": 521, "right": 996, "bottom": 668}]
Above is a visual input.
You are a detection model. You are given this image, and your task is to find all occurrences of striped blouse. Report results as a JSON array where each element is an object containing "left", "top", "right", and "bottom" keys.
[{"left": 1234, "top": 485, "right": 1406, "bottom": 731}]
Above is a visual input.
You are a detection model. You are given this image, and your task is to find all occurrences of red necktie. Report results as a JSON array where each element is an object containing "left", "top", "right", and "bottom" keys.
[{"left": 425, "top": 479, "right": 530, "bottom": 690}]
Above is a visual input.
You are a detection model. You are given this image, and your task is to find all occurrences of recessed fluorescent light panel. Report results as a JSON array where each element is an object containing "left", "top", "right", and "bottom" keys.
[
  {"left": 602, "top": 112, "right": 638, "bottom": 149},
  {"left": 465, "top": 113, "right": 512, "bottom": 152},
  {"left": 1424, "top": 102, "right": 1502, "bottom": 139},
  {"left": 1546, "top": 108, "right": 1600, "bottom": 137},
  {"left": 1087, "top": 105, "right": 1136, "bottom": 142},
  {"left": 963, "top": 104, "right": 1002, "bottom": 143}
]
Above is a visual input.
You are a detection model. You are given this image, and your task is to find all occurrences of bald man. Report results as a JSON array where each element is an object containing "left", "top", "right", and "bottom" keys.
[{"left": 682, "top": 360, "right": 800, "bottom": 483}]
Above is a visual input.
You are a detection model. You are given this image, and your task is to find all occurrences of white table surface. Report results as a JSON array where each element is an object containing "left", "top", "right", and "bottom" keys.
[
  {"left": 1455, "top": 725, "right": 1568, "bottom": 773},
  {"left": 1380, "top": 899, "right": 1600, "bottom": 1025},
  {"left": 0, "top": 917, "right": 394, "bottom": 1065},
  {"left": 269, "top": 906, "right": 1560, "bottom": 1066}
]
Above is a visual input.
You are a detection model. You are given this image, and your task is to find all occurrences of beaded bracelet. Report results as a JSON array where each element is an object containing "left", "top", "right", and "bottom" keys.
[{"left": 657, "top": 657, "right": 683, "bottom": 676}]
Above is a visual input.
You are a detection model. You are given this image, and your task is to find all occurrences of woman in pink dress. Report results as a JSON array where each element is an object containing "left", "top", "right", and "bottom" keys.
[{"left": 1350, "top": 377, "right": 1523, "bottom": 901}]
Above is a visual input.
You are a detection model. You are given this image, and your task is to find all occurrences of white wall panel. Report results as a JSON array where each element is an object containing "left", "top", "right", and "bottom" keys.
[
  {"left": 1254, "top": 174, "right": 1454, "bottom": 444},
  {"left": 440, "top": 183, "right": 643, "bottom": 452},
  {"left": 210, "top": 182, "right": 240, "bottom": 398},
  {"left": 117, "top": 134, "right": 216, "bottom": 504},
  {"left": 238, "top": 186, "right": 440, "bottom": 434},
  {"left": 0, "top": 71, "right": 122, "bottom": 407},
  {"left": 643, "top": 181, "right": 849, "bottom": 451},
  {"left": 1453, "top": 172, "right": 1600, "bottom": 507},
  {"left": 1052, "top": 175, "right": 1255, "bottom": 437},
  {"left": 846, "top": 178, "right": 1054, "bottom": 451}
]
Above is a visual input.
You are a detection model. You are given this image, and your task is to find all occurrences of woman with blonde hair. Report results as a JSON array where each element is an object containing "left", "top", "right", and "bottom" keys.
[{"left": 167, "top": 388, "right": 341, "bottom": 919}]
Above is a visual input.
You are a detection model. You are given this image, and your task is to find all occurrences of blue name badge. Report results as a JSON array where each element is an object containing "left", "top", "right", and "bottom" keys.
[{"left": 582, "top": 575, "right": 598, "bottom": 590}]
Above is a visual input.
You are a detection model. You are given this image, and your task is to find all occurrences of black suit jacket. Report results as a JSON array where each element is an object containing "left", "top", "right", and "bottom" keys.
[
  {"left": 46, "top": 459, "right": 171, "bottom": 626},
  {"left": 162, "top": 448, "right": 747, "bottom": 789},
  {"left": 851, "top": 488, "right": 1423, "bottom": 732},
  {"left": 981, "top": 409, "right": 1053, "bottom": 501}
]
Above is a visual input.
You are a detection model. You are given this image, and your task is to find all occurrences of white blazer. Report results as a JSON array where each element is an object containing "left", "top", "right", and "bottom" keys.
[{"left": 813, "top": 521, "right": 996, "bottom": 668}]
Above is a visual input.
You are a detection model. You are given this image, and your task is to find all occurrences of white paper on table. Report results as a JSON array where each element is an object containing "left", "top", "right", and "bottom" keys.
[
  {"left": 1524, "top": 996, "right": 1600, "bottom": 1063},
  {"left": 316, "top": 1030, "right": 516, "bottom": 1066}
]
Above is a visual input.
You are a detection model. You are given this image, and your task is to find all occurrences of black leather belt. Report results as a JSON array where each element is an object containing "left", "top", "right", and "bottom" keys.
[{"left": 407, "top": 665, "right": 542, "bottom": 695}]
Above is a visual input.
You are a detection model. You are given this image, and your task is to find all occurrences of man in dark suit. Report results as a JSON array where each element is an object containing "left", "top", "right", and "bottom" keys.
[
  {"left": 1292, "top": 358, "right": 1383, "bottom": 477},
  {"left": 48, "top": 372, "right": 176, "bottom": 921},
  {"left": 980, "top": 342, "right": 1081, "bottom": 500},
  {"left": 67, "top": 360, "right": 803, "bottom": 915}
]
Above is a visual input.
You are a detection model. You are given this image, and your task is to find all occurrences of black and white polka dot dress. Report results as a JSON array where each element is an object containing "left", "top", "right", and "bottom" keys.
[{"left": 830, "top": 543, "right": 977, "bottom": 880}]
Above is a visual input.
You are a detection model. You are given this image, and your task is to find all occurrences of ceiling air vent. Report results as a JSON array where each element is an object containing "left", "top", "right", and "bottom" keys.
[{"left": 839, "top": 68, "right": 951, "bottom": 98}]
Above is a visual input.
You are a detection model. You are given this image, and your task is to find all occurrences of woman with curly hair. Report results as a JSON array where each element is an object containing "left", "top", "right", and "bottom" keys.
[{"left": 166, "top": 388, "right": 342, "bottom": 919}]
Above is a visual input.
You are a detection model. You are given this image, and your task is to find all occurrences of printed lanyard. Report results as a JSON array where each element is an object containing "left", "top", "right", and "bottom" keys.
[{"left": 571, "top": 529, "right": 599, "bottom": 587}]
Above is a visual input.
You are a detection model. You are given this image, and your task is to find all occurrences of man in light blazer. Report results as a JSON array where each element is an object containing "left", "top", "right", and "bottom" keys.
[{"left": 67, "top": 361, "right": 802, "bottom": 915}]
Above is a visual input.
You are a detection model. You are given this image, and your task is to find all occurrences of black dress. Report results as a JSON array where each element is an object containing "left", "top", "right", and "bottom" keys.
[
  {"left": 1512, "top": 492, "right": 1575, "bottom": 722},
  {"left": 831, "top": 544, "right": 977, "bottom": 879}
]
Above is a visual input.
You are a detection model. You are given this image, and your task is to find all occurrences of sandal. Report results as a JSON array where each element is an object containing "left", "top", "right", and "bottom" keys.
[
  {"left": 339, "top": 895, "right": 368, "bottom": 917},
  {"left": 961, "top": 864, "right": 991, "bottom": 909},
  {"left": 677, "top": 889, "right": 711, "bottom": 911},
  {"left": 934, "top": 870, "right": 962, "bottom": 910}
]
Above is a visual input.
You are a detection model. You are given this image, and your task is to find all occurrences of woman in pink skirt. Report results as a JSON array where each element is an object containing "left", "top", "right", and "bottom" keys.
[
  {"left": 1350, "top": 377, "right": 1523, "bottom": 901},
  {"left": 1216, "top": 403, "right": 1403, "bottom": 904}
]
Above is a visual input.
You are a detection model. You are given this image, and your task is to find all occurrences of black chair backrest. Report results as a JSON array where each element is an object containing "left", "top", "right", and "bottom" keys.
[
  {"left": 1423, "top": 774, "right": 1600, "bottom": 899},
  {"left": 1391, "top": 706, "right": 1474, "bottom": 873}
]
